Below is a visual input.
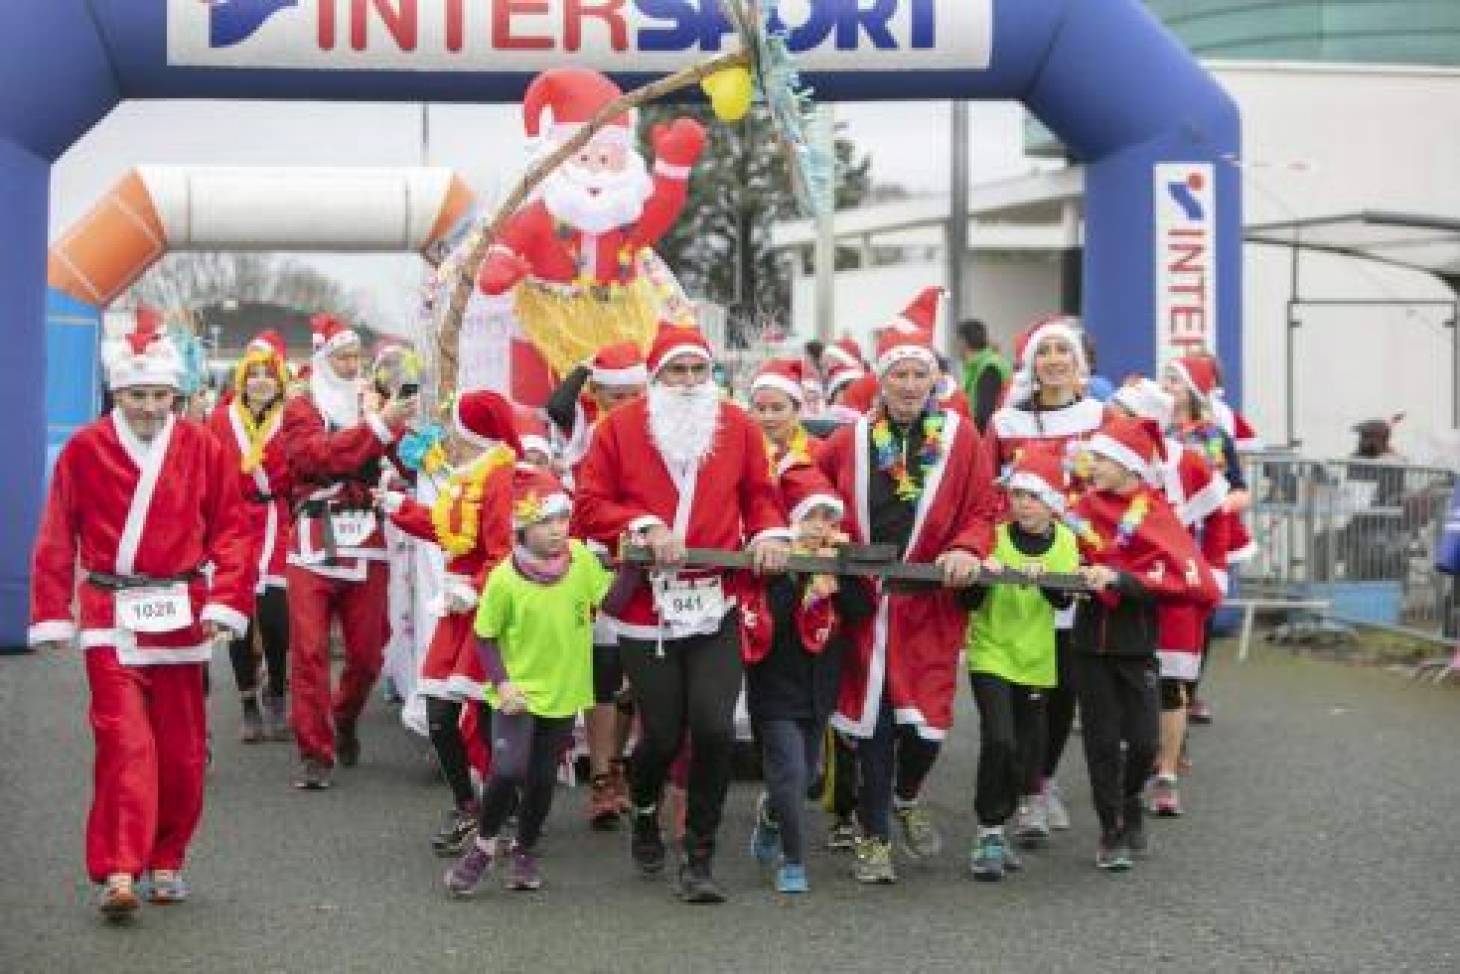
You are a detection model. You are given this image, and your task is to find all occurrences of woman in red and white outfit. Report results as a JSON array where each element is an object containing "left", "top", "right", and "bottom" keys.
[
  {"left": 380, "top": 391, "right": 520, "bottom": 856},
  {"left": 207, "top": 329, "right": 294, "bottom": 744},
  {"left": 986, "top": 314, "right": 1105, "bottom": 836},
  {"left": 30, "top": 325, "right": 254, "bottom": 917}
]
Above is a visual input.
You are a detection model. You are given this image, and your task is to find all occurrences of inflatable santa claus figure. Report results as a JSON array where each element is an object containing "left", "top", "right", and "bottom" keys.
[{"left": 477, "top": 67, "right": 706, "bottom": 404}]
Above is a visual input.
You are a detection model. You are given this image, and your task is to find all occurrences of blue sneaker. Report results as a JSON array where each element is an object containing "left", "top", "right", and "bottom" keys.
[
  {"left": 749, "top": 795, "right": 782, "bottom": 865},
  {"left": 970, "top": 831, "right": 1007, "bottom": 882},
  {"left": 775, "top": 862, "right": 809, "bottom": 894}
]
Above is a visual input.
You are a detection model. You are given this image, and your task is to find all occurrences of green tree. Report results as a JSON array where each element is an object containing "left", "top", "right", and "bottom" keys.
[{"left": 639, "top": 103, "right": 871, "bottom": 348}]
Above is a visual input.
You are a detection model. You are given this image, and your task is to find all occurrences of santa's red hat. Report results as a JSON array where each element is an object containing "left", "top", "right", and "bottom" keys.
[
  {"left": 841, "top": 372, "right": 880, "bottom": 413},
  {"left": 513, "top": 406, "right": 553, "bottom": 461},
  {"left": 454, "top": 390, "right": 523, "bottom": 455},
  {"left": 1165, "top": 355, "right": 1219, "bottom": 401},
  {"left": 107, "top": 319, "right": 182, "bottom": 392},
  {"left": 779, "top": 463, "right": 845, "bottom": 524},
  {"left": 590, "top": 340, "right": 648, "bottom": 387},
  {"left": 825, "top": 361, "right": 866, "bottom": 398},
  {"left": 647, "top": 324, "right": 713, "bottom": 377},
  {"left": 246, "top": 329, "right": 288, "bottom": 364},
  {"left": 523, "top": 67, "right": 632, "bottom": 149},
  {"left": 1087, "top": 416, "right": 1168, "bottom": 483},
  {"left": 512, "top": 465, "right": 572, "bottom": 529},
  {"left": 1111, "top": 377, "right": 1175, "bottom": 428},
  {"left": 874, "top": 326, "right": 937, "bottom": 378},
  {"left": 1003, "top": 445, "right": 1071, "bottom": 514},
  {"left": 822, "top": 336, "right": 866, "bottom": 371},
  {"left": 750, "top": 358, "right": 806, "bottom": 407},
  {"left": 311, "top": 313, "right": 359, "bottom": 359},
  {"left": 886, "top": 286, "right": 944, "bottom": 336}
]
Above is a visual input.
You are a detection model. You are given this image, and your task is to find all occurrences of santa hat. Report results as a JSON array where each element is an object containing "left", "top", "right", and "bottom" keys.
[
  {"left": 311, "top": 313, "right": 359, "bottom": 359},
  {"left": 841, "top": 372, "right": 880, "bottom": 414},
  {"left": 824, "top": 361, "right": 865, "bottom": 398},
  {"left": 647, "top": 324, "right": 713, "bottom": 377},
  {"left": 512, "top": 465, "right": 573, "bottom": 529},
  {"left": 874, "top": 326, "right": 937, "bottom": 378},
  {"left": 1111, "top": 378, "right": 1175, "bottom": 428},
  {"left": 590, "top": 341, "right": 647, "bottom": 388},
  {"left": 523, "top": 67, "right": 632, "bottom": 150},
  {"left": 1003, "top": 445, "right": 1071, "bottom": 514},
  {"left": 1007, "top": 314, "right": 1089, "bottom": 404},
  {"left": 514, "top": 406, "right": 553, "bottom": 461},
  {"left": 750, "top": 358, "right": 806, "bottom": 407},
  {"left": 1165, "top": 355, "right": 1219, "bottom": 402},
  {"left": 886, "top": 286, "right": 944, "bottom": 336},
  {"left": 779, "top": 463, "right": 845, "bottom": 524},
  {"left": 822, "top": 336, "right": 866, "bottom": 371},
  {"left": 453, "top": 390, "right": 523, "bottom": 455},
  {"left": 1087, "top": 416, "right": 1168, "bottom": 483},
  {"left": 107, "top": 320, "right": 183, "bottom": 392},
  {"left": 246, "top": 329, "right": 288, "bottom": 363}
]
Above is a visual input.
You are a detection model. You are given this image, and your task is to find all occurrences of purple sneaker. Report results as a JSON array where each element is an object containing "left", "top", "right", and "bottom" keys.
[
  {"left": 507, "top": 843, "right": 542, "bottom": 891},
  {"left": 445, "top": 839, "right": 496, "bottom": 897}
]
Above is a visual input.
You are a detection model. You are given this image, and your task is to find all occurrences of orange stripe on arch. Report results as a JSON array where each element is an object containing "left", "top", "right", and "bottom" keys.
[
  {"left": 47, "top": 169, "right": 166, "bottom": 306},
  {"left": 423, "top": 174, "right": 477, "bottom": 256}
]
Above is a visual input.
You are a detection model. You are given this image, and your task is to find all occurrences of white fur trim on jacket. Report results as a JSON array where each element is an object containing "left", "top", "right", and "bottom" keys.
[
  {"left": 28, "top": 619, "right": 76, "bottom": 647},
  {"left": 202, "top": 603, "right": 250, "bottom": 638}
]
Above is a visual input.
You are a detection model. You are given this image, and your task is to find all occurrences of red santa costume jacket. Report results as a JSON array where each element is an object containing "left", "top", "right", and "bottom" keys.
[
  {"left": 1153, "top": 442, "right": 1234, "bottom": 680},
  {"left": 817, "top": 411, "right": 999, "bottom": 741},
  {"left": 572, "top": 397, "right": 788, "bottom": 641},
  {"left": 281, "top": 395, "right": 398, "bottom": 580},
  {"left": 30, "top": 414, "right": 255, "bottom": 661},
  {"left": 387, "top": 446, "right": 516, "bottom": 699},
  {"left": 208, "top": 401, "right": 292, "bottom": 591}
]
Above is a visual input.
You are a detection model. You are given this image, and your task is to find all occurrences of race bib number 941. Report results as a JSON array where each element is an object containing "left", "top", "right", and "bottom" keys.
[{"left": 655, "top": 576, "right": 725, "bottom": 631}]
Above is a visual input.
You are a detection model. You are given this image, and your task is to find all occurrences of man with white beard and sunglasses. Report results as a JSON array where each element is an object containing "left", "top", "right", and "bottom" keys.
[{"left": 573, "top": 324, "right": 791, "bottom": 904}]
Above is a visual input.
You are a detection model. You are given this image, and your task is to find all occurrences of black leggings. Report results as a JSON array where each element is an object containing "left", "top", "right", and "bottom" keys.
[
  {"left": 1042, "top": 630, "right": 1076, "bottom": 779},
  {"left": 477, "top": 709, "right": 575, "bottom": 851},
  {"left": 856, "top": 696, "right": 942, "bottom": 841},
  {"left": 228, "top": 587, "right": 290, "bottom": 698},
  {"left": 969, "top": 672, "right": 1047, "bottom": 827},
  {"left": 1074, "top": 654, "right": 1158, "bottom": 836},
  {"left": 619, "top": 614, "right": 743, "bottom": 859},
  {"left": 427, "top": 697, "right": 475, "bottom": 808}
]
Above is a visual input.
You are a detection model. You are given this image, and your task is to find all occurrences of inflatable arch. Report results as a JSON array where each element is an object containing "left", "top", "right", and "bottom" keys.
[
  {"left": 45, "top": 164, "right": 477, "bottom": 459},
  {"left": 0, "top": 0, "right": 1241, "bottom": 645}
]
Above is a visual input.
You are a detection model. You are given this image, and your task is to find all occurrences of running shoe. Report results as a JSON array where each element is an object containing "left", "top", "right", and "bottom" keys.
[
  {"left": 142, "top": 870, "right": 190, "bottom": 904},
  {"left": 775, "top": 863, "right": 809, "bottom": 894},
  {"left": 894, "top": 802, "right": 943, "bottom": 859},
  {"left": 678, "top": 857, "right": 726, "bottom": 904},
  {"left": 630, "top": 807, "right": 666, "bottom": 875},
  {"left": 240, "top": 697, "right": 265, "bottom": 744},
  {"left": 826, "top": 815, "right": 858, "bottom": 852},
  {"left": 506, "top": 844, "right": 543, "bottom": 891},
  {"left": 336, "top": 720, "right": 361, "bottom": 768},
  {"left": 852, "top": 837, "right": 897, "bottom": 884},
  {"left": 444, "top": 839, "right": 496, "bottom": 897},
  {"left": 432, "top": 804, "right": 480, "bottom": 857},
  {"left": 1044, "top": 781, "right": 1072, "bottom": 831},
  {"left": 293, "top": 757, "right": 332, "bottom": 790},
  {"left": 1148, "top": 777, "right": 1184, "bottom": 818},
  {"left": 1188, "top": 698, "right": 1214, "bottom": 725},
  {"left": 749, "top": 794, "right": 783, "bottom": 865},
  {"left": 1095, "top": 834, "right": 1133, "bottom": 872},
  {"left": 97, "top": 874, "right": 140, "bottom": 920},
  {"left": 587, "top": 775, "right": 621, "bottom": 830},
  {"left": 261, "top": 691, "right": 290, "bottom": 742},
  {"left": 970, "top": 831, "right": 1007, "bottom": 882},
  {"left": 1012, "top": 797, "right": 1050, "bottom": 847}
]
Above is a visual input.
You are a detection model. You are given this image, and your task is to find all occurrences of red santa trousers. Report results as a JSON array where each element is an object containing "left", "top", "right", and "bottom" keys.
[
  {"left": 85, "top": 648, "right": 207, "bottom": 883},
  {"left": 287, "top": 563, "right": 390, "bottom": 765}
]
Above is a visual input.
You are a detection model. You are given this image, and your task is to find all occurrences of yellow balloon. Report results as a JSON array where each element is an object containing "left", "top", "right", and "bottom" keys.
[{"left": 701, "top": 66, "right": 753, "bottom": 123}]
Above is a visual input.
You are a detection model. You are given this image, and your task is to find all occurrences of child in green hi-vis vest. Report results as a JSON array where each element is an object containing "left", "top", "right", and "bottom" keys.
[{"left": 959, "top": 447, "right": 1079, "bottom": 882}]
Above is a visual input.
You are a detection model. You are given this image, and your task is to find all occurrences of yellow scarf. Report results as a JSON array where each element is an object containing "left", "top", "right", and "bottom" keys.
[
  {"left": 767, "top": 424, "right": 812, "bottom": 478},
  {"left": 430, "top": 444, "right": 516, "bottom": 557},
  {"left": 233, "top": 401, "right": 282, "bottom": 476}
]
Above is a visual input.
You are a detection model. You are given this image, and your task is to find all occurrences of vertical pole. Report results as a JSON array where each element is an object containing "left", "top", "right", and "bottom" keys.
[
  {"left": 1287, "top": 241, "right": 1301, "bottom": 448},
  {"left": 1058, "top": 198, "right": 1082, "bottom": 315},
  {"left": 946, "top": 100, "right": 970, "bottom": 351},
  {"left": 813, "top": 104, "right": 836, "bottom": 344}
]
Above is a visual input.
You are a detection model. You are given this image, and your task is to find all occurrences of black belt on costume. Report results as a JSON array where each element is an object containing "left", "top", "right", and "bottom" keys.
[{"left": 86, "top": 567, "right": 203, "bottom": 591}]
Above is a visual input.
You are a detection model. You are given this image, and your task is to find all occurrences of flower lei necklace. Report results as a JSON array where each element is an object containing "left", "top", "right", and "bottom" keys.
[
  {"left": 430, "top": 444, "right": 516, "bottom": 557},
  {"left": 871, "top": 409, "right": 946, "bottom": 502},
  {"left": 1063, "top": 491, "right": 1151, "bottom": 551}
]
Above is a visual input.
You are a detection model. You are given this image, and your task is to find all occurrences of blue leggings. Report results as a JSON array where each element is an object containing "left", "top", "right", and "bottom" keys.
[
  {"left": 756, "top": 718, "right": 822, "bottom": 865},
  {"left": 855, "top": 697, "right": 941, "bottom": 841}
]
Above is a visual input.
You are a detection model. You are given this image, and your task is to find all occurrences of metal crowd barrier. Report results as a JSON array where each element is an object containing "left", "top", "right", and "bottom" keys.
[{"left": 1240, "top": 452, "right": 1457, "bottom": 639}]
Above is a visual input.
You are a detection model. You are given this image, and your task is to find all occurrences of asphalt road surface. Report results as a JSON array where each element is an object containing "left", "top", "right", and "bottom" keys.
[{"left": 2, "top": 644, "right": 1457, "bottom": 974}]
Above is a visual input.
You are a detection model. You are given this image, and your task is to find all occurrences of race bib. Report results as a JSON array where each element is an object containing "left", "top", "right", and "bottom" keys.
[
  {"left": 115, "top": 583, "right": 193, "bottom": 635},
  {"left": 331, "top": 510, "right": 378, "bottom": 549},
  {"left": 655, "top": 575, "right": 725, "bottom": 631}
]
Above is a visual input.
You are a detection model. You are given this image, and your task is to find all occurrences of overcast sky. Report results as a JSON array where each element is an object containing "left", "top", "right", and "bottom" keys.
[{"left": 51, "top": 98, "right": 1032, "bottom": 333}]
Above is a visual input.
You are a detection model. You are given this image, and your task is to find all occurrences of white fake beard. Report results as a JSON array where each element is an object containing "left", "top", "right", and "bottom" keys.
[
  {"left": 540, "top": 152, "right": 654, "bottom": 235},
  {"left": 311, "top": 359, "right": 362, "bottom": 428},
  {"left": 647, "top": 381, "right": 721, "bottom": 469}
]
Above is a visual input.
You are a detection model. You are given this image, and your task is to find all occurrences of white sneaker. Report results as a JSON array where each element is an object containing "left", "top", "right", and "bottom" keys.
[
  {"left": 1012, "top": 796, "right": 1050, "bottom": 845},
  {"left": 1044, "top": 782, "right": 1072, "bottom": 831}
]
